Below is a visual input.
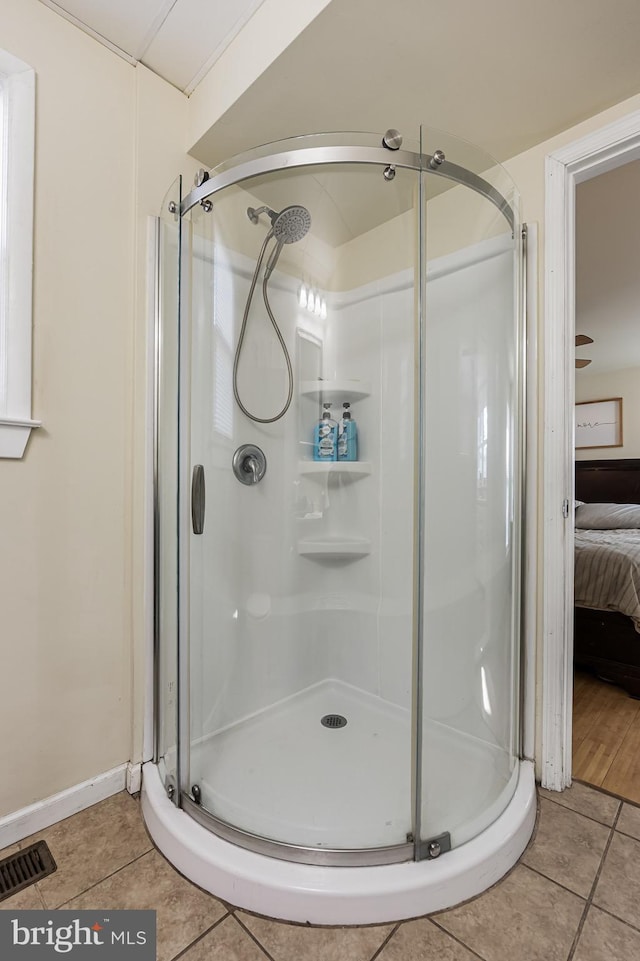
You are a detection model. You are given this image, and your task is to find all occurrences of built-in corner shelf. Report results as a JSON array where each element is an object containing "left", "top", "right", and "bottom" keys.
[
  {"left": 300, "top": 379, "right": 371, "bottom": 402},
  {"left": 297, "top": 537, "right": 372, "bottom": 559},
  {"left": 298, "top": 461, "right": 372, "bottom": 479}
]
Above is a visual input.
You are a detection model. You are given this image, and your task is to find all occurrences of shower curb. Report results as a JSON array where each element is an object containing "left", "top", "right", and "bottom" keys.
[{"left": 142, "top": 759, "right": 536, "bottom": 925}]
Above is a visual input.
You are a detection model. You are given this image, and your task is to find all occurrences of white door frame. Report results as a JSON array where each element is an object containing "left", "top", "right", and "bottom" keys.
[{"left": 542, "top": 109, "right": 640, "bottom": 790}]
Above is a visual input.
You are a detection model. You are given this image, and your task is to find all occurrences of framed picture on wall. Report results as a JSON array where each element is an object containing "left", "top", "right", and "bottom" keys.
[{"left": 575, "top": 397, "right": 623, "bottom": 450}]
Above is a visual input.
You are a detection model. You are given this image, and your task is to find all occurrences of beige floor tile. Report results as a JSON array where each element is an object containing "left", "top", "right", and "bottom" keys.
[
  {"left": 66, "top": 849, "right": 227, "bottom": 961},
  {"left": 238, "top": 911, "right": 394, "bottom": 961},
  {"left": 574, "top": 906, "right": 640, "bottom": 961},
  {"left": 0, "top": 884, "right": 46, "bottom": 910},
  {"left": 180, "top": 916, "right": 268, "bottom": 960},
  {"left": 0, "top": 844, "right": 20, "bottom": 860},
  {"left": 538, "top": 782, "right": 620, "bottom": 826},
  {"left": 593, "top": 832, "right": 640, "bottom": 929},
  {"left": 21, "top": 792, "right": 152, "bottom": 908},
  {"left": 522, "top": 798, "right": 610, "bottom": 896},
  {"left": 376, "top": 917, "right": 478, "bottom": 960},
  {"left": 616, "top": 803, "right": 640, "bottom": 842},
  {"left": 435, "top": 864, "right": 585, "bottom": 961}
]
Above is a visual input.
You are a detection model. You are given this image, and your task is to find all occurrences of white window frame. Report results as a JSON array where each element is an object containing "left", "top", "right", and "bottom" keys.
[{"left": 0, "top": 49, "right": 38, "bottom": 458}]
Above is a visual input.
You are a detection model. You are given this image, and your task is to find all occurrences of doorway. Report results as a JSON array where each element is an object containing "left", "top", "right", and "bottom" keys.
[
  {"left": 572, "top": 161, "right": 640, "bottom": 803},
  {"left": 542, "top": 109, "right": 640, "bottom": 793}
]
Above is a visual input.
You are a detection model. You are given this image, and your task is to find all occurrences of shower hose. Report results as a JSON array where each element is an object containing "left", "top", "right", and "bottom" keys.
[{"left": 232, "top": 232, "right": 294, "bottom": 424}]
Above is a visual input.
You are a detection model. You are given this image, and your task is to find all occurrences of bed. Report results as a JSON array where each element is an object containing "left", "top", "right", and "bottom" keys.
[{"left": 574, "top": 458, "right": 640, "bottom": 698}]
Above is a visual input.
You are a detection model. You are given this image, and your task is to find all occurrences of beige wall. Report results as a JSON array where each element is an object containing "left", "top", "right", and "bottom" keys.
[
  {"left": 0, "top": 0, "right": 198, "bottom": 817},
  {"left": 575, "top": 367, "right": 640, "bottom": 460},
  {"left": 4, "top": 0, "right": 640, "bottom": 818}
]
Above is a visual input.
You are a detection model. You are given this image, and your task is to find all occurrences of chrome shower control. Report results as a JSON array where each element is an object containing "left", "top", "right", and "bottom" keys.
[{"left": 233, "top": 444, "right": 267, "bottom": 485}]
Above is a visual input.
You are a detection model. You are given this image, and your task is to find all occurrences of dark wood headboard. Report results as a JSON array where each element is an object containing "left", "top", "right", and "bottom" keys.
[{"left": 575, "top": 459, "right": 640, "bottom": 505}]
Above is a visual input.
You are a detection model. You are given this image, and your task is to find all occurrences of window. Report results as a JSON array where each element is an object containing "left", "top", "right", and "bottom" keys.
[{"left": 0, "top": 49, "right": 37, "bottom": 458}]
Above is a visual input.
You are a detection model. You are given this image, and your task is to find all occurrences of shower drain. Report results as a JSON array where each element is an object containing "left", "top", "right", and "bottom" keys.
[{"left": 321, "top": 714, "right": 347, "bottom": 729}]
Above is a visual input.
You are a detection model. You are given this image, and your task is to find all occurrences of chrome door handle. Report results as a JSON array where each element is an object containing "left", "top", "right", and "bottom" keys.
[{"left": 191, "top": 465, "right": 205, "bottom": 534}]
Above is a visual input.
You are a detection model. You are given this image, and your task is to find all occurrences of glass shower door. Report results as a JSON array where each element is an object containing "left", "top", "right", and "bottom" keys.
[
  {"left": 184, "top": 158, "right": 421, "bottom": 860},
  {"left": 418, "top": 131, "right": 523, "bottom": 854}
]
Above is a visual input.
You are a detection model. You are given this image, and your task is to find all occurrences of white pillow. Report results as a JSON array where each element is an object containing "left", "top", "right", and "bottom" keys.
[{"left": 575, "top": 502, "right": 640, "bottom": 530}]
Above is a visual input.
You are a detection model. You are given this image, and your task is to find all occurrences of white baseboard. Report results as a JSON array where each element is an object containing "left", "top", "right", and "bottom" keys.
[
  {"left": 0, "top": 764, "right": 128, "bottom": 849},
  {"left": 127, "top": 762, "right": 142, "bottom": 795}
]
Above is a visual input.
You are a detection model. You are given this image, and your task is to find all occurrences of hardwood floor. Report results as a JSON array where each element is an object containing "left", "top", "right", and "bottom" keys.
[{"left": 573, "top": 669, "right": 640, "bottom": 803}]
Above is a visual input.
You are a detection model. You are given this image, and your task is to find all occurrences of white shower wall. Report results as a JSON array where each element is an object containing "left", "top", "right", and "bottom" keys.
[
  {"left": 188, "top": 235, "right": 417, "bottom": 746},
  {"left": 319, "top": 273, "right": 416, "bottom": 709}
]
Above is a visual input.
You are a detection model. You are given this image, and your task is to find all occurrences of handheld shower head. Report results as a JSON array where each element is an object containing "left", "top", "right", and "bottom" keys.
[
  {"left": 236, "top": 203, "right": 311, "bottom": 424},
  {"left": 270, "top": 205, "right": 312, "bottom": 244},
  {"left": 247, "top": 204, "right": 311, "bottom": 244}
]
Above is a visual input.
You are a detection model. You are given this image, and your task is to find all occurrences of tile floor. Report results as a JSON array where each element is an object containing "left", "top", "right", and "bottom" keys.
[{"left": 2, "top": 783, "right": 640, "bottom": 960}]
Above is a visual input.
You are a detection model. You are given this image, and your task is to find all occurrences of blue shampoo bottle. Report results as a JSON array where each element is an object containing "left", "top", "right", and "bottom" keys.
[
  {"left": 337, "top": 402, "right": 358, "bottom": 461},
  {"left": 313, "top": 403, "right": 338, "bottom": 461}
]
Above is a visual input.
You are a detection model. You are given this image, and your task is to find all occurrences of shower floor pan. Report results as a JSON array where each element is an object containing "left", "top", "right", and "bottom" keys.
[
  {"left": 143, "top": 724, "right": 535, "bottom": 923},
  {"left": 190, "top": 678, "right": 515, "bottom": 852}
]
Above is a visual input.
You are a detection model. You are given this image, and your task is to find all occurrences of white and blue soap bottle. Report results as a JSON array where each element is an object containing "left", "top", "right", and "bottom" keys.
[
  {"left": 313, "top": 403, "right": 338, "bottom": 461},
  {"left": 337, "top": 402, "right": 358, "bottom": 461}
]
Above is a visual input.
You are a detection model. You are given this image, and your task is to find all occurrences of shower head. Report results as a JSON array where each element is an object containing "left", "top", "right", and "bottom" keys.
[
  {"left": 247, "top": 204, "right": 311, "bottom": 244},
  {"left": 270, "top": 205, "right": 311, "bottom": 244}
]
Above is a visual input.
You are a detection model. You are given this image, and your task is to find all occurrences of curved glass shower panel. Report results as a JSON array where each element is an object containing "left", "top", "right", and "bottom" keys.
[
  {"left": 419, "top": 134, "right": 522, "bottom": 851},
  {"left": 155, "top": 176, "right": 182, "bottom": 800},
  {"left": 186, "top": 161, "right": 420, "bottom": 855},
  {"left": 201, "top": 131, "right": 423, "bottom": 182}
]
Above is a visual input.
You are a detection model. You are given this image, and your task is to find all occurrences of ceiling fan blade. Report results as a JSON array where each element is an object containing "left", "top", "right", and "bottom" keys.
[
  {"left": 575, "top": 334, "right": 594, "bottom": 346},
  {"left": 575, "top": 358, "right": 592, "bottom": 368}
]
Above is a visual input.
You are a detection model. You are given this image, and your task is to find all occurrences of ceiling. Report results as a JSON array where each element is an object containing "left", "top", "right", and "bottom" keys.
[
  {"left": 37, "top": 0, "right": 267, "bottom": 93},
  {"left": 192, "top": 0, "right": 640, "bottom": 170},
  {"left": 38, "top": 0, "right": 640, "bottom": 176}
]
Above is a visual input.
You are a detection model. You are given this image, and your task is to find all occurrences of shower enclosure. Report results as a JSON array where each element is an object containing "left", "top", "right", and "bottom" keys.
[{"left": 143, "top": 127, "right": 535, "bottom": 924}]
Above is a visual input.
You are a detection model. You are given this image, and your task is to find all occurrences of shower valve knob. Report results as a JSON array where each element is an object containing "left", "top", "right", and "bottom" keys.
[{"left": 233, "top": 445, "right": 267, "bottom": 485}]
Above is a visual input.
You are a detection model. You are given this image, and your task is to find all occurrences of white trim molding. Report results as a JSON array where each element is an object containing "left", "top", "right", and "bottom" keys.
[
  {"left": 0, "top": 765, "right": 128, "bottom": 849},
  {"left": 542, "top": 109, "right": 640, "bottom": 790},
  {"left": 0, "top": 48, "right": 39, "bottom": 457},
  {"left": 127, "top": 761, "right": 143, "bottom": 796}
]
